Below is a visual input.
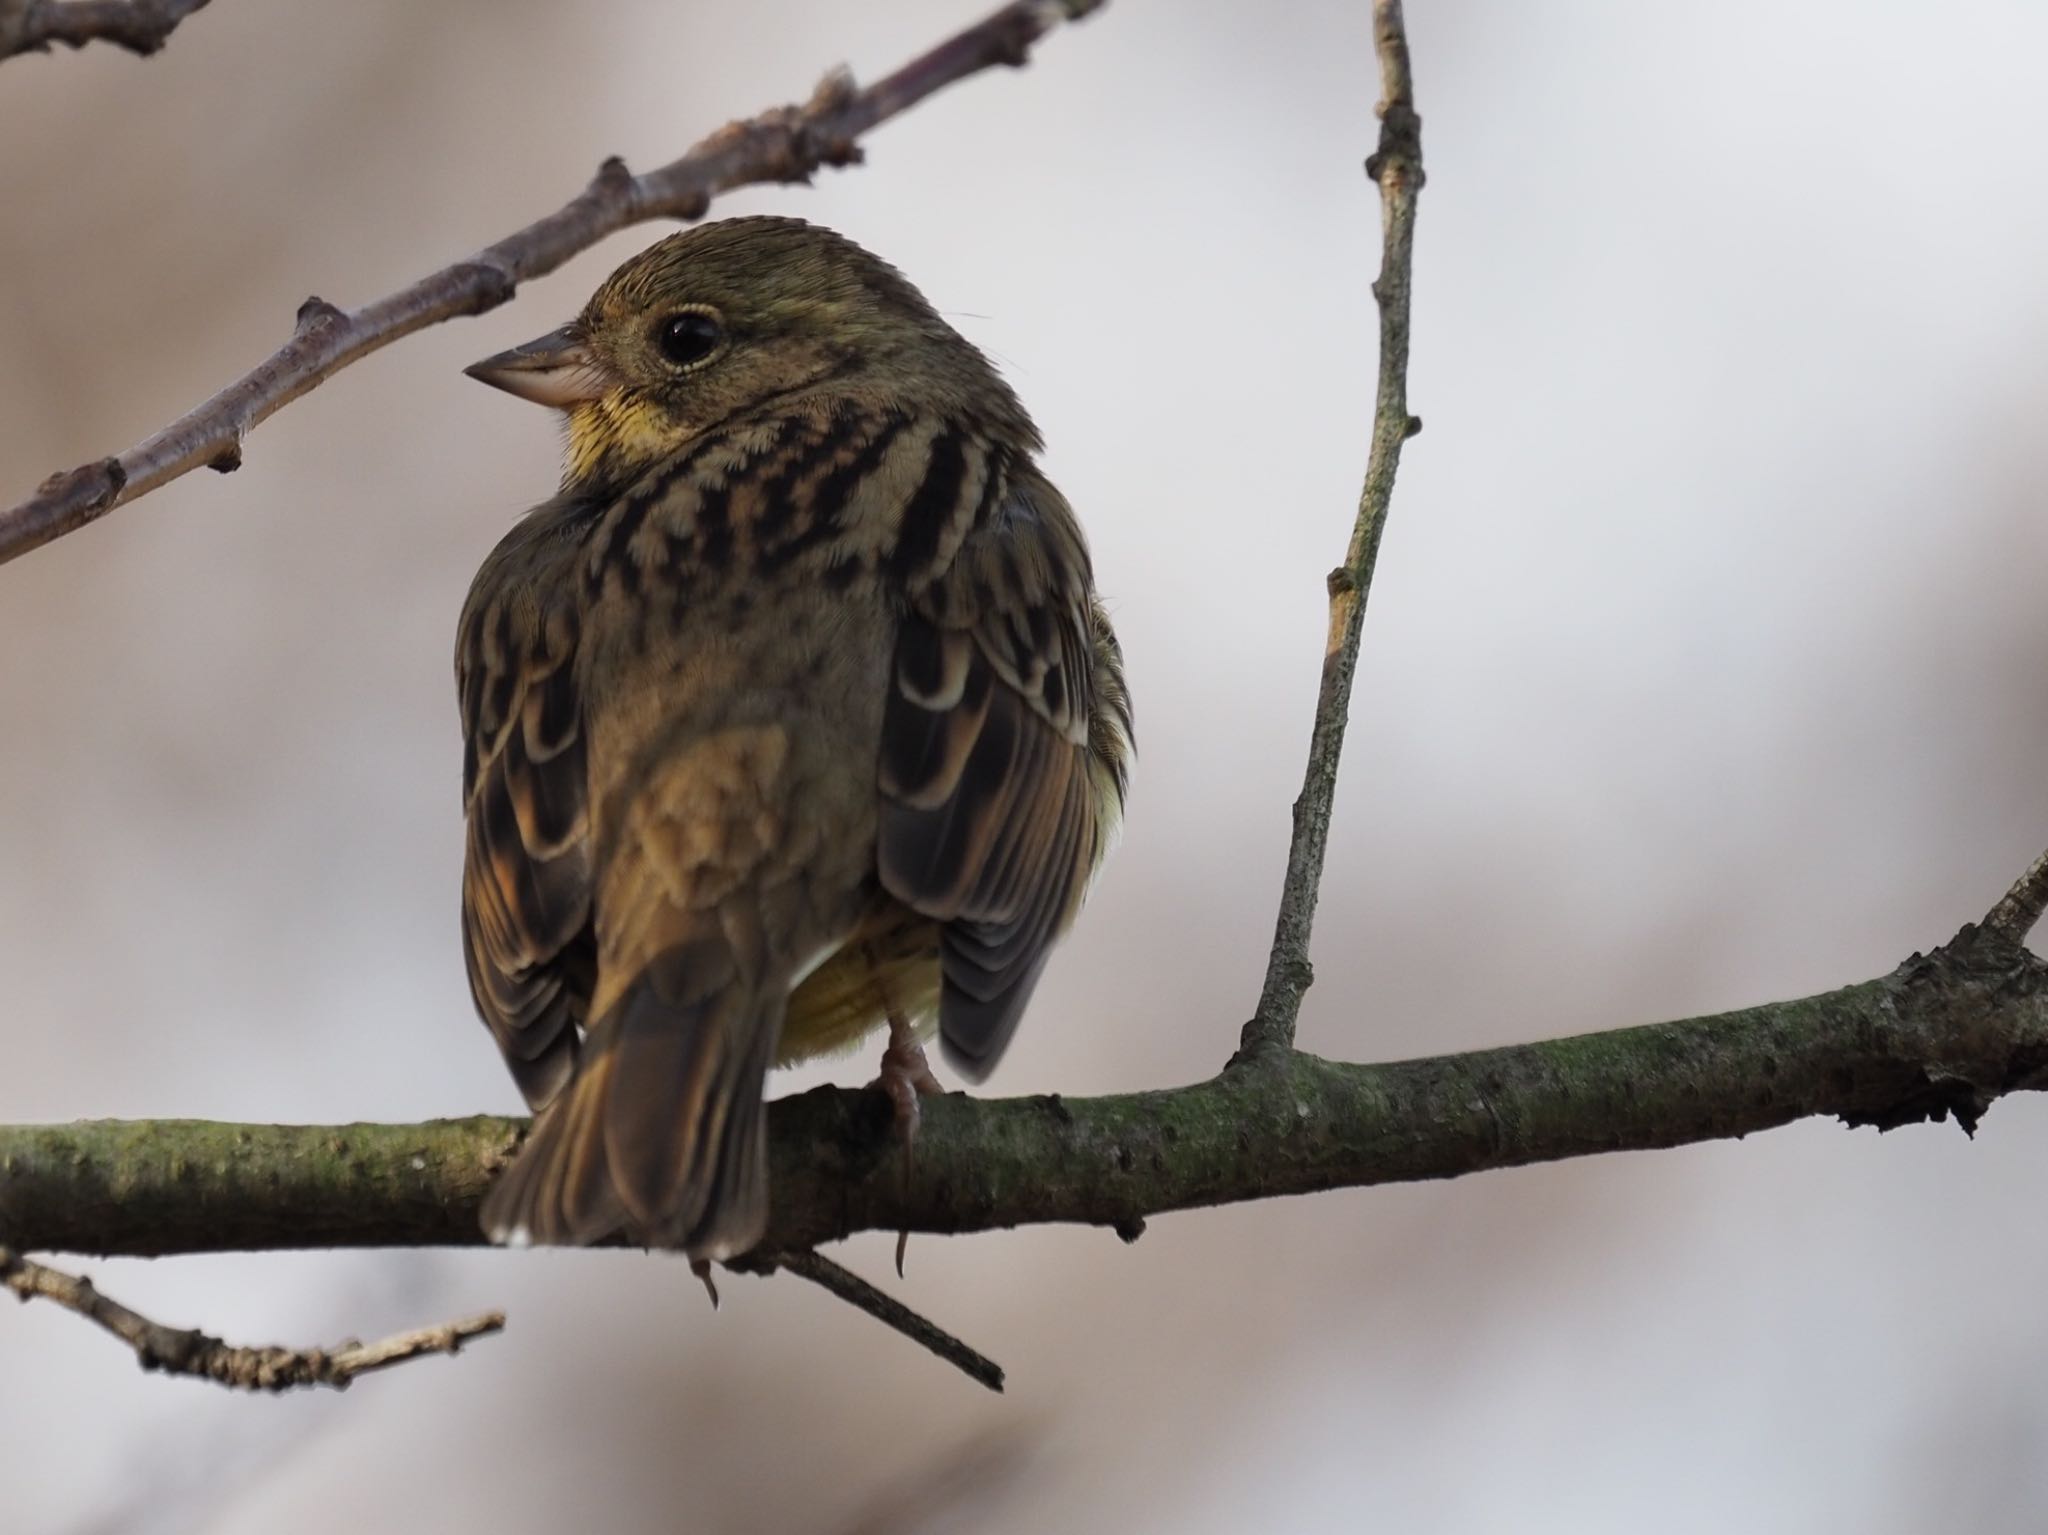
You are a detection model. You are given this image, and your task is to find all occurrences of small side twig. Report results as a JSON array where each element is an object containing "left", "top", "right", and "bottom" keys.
[
  {"left": 0, "top": 0, "right": 1104, "bottom": 565},
  {"left": 0, "top": 1245, "right": 504, "bottom": 1391},
  {"left": 1983, "top": 844, "right": 2048, "bottom": 944},
  {"left": 1240, "top": 0, "right": 1425, "bottom": 1060},
  {"left": 751, "top": 1249, "right": 1004, "bottom": 1393},
  {"left": 0, "top": 0, "right": 210, "bottom": 62}
]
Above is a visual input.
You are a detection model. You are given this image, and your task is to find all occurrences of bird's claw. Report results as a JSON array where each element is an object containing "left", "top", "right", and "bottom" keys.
[{"left": 866, "top": 1010, "right": 943, "bottom": 1277}]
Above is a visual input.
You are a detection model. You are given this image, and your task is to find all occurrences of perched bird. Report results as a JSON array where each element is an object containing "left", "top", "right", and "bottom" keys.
[{"left": 457, "top": 216, "right": 1131, "bottom": 1259}]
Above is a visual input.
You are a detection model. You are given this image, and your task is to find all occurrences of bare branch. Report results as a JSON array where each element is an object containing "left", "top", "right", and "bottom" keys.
[
  {"left": 1984, "top": 844, "right": 2048, "bottom": 943},
  {"left": 0, "top": 0, "right": 209, "bottom": 61},
  {"left": 5, "top": 920, "right": 2046, "bottom": 1263},
  {"left": 748, "top": 1249, "right": 1005, "bottom": 1393},
  {"left": 0, "top": 0, "right": 1105, "bottom": 566},
  {"left": 0, "top": 1246, "right": 503, "bottom": 1390},
  {"left": 1243, "top": 0, "right": 1425, "bottom": 1058}
]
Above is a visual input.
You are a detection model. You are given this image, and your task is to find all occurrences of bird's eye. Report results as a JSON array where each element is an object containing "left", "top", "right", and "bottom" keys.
[{"left": 657, "top": 311, "right": 723, "bottom": 368}]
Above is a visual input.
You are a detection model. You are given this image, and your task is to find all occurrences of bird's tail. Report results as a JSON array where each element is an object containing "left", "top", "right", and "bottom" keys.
[{"left": 480, "top": 934, "right": 782, "bottom": 1259}]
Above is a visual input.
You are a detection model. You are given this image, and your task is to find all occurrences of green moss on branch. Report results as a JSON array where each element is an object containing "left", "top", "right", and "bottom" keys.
[{"left": 4, "top": 926, "right": 2046, "bottom": 1259}]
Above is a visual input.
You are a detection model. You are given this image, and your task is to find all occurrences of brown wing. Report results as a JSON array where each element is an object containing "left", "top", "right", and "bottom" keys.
[
  {"left": 877, "top": 468, "right": 1126, "bottom": 1079},
  {"left": 457, "top": 560, "right": 593, "bottom": 1109}
]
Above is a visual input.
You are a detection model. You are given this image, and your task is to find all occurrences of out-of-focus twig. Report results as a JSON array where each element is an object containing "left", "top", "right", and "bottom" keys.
[
  {"left": 756, "top": 1249, "right": 1004, "bottom": 1393},
  {"left": 1242, "top": 0, "right": 1425, "bottom": 1059},
  {"left": 0, "top": 0, "right": 209, "bottom": 61},
  {"left": 0, "top": 0, "right": 1104, "bottom": 565},
  {"left": 0, "top": 1245, "right": 503, "bottom": 1390}
]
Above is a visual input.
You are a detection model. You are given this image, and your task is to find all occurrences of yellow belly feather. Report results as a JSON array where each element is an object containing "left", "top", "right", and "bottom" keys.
[{"left": 774, "top": 912, "right": 942, "bottom": 1067}]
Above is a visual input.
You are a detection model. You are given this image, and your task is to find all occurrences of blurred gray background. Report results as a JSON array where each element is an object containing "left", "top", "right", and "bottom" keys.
[{"left": 6, "top": 2, "right": 2048, "bottom": 1530}]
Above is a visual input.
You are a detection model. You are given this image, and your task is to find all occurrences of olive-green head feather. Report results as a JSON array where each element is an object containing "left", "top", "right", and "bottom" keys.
[{"left": 467, "top": 216, "right": 1036, "bottom": 490}]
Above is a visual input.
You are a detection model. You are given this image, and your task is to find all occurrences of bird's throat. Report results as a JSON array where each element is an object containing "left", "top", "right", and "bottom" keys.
[{"left": 564, "top": 394, "right": 686, "bottom": 491}]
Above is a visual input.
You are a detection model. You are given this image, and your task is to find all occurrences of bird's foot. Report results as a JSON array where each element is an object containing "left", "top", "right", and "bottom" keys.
[
  {"left": 870, "top": 1025, "right": 943, "bottom": 1137},
  {"left": 867, "top": 1011, "right": 943, "bottom": 1277}
]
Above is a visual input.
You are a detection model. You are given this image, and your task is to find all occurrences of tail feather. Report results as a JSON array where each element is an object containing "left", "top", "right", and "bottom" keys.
[
  {"left": 480, "top": 938, "right": 779, "bottom": 1259},
  {"left": 478, "top": 1054, "right": 626, "bottom": 1247}
]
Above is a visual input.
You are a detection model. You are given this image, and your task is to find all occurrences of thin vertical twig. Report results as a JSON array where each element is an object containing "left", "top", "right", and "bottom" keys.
[{"left": 1240, "top": 0, "right": 1425, "bottom": 1060}]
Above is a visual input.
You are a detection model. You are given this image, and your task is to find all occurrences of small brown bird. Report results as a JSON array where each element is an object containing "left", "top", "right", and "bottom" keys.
[{"left": 457, "top": 217, "right": 1131, "bottom": 1258}]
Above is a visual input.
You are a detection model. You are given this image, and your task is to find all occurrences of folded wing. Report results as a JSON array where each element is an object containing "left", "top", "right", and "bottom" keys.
[
  {"left": 457, "top": 581, "right": 593, "bottom": 1108},
  {"left": 877, "top": 469, "right": 1125, "bottom": 1078}
]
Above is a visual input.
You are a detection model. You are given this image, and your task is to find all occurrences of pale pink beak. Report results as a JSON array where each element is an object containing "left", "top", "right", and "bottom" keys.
[{"left": 464, "top": 324, "right": 613, "bottom": 409}]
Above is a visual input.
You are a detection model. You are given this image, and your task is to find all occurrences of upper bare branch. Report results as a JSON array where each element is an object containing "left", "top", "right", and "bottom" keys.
[
  {"left": 0, "top": 0, "right": 1103, "bottom": 566},
  {"left": 0, "top": 0, "right": 209, "bottom": 62},
  {"left": 1242, "top": 0, "right": 1426, "bottom": 1058}
]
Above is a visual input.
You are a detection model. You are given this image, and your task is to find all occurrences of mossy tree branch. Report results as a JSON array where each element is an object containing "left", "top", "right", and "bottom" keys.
[{"left": 6, "top": 905, "right": 2047, "bottom": 1261}]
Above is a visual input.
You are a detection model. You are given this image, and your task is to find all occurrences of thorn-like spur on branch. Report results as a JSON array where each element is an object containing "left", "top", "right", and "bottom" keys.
[
  {"left": 743, "top": 1249, "right": 1005, "bottom": 1393},
  {"left": 1984, "top": 844, "right": 2048, "bottom": 945},
  {"left": 0, "top": 0, "right": 209, "bottom": 61},
  {"left": 1241, "top": 0, "right": 1424, "bottom": 1061},
  {"left": 0, "top": 1246, "right": 504, "bottom": 1391},
  {"left": 0, "top": 0, "right": 1105, "bottom": 566}
]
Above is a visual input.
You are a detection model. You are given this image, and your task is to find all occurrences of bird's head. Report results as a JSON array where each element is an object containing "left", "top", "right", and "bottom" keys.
[{"left": 466, "top": 216, "right": 1033, "bottom": 492}]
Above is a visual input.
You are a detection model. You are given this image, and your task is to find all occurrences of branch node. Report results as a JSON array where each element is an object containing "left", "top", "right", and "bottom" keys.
[
  {"left": 1112, "top": 1215, "right": 1146, "bottom": 1243},
  {"left": 293, "top": 296, "right": 348, "bottom": 334},
  {"left": 807, "top": 63, "right": 859, "bottom": 115},
  {"left": 449, "top": 261, "right": 518, "bottom": 317},
  {"left": 206, "top": 443, "right": 242, "bottom": 475},
  {"left": 41, "top": 456, "right": 125, "bottom": 511},
  {"left": 991, "top": 24, "right": 1035, "bottom": 67},
  {"left": 1366, "top": 109, "right": 1425, "bottom": 189}
]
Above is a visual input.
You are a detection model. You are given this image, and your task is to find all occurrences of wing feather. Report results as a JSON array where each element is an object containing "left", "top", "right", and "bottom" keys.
[
  {"left": 457, "top": 562, "right": 593, "bottom": 1109},
  {"left": 876, "top": 468, "right": 1123, "bottom": 1078}
]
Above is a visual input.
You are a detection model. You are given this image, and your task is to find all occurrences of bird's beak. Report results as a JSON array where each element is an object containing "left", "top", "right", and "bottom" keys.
[{"left": 464, "top": 324, "right": 614, "bottom": 409}]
